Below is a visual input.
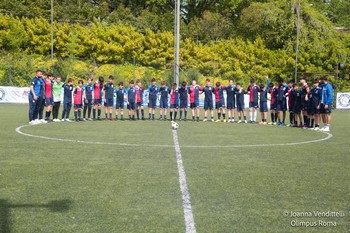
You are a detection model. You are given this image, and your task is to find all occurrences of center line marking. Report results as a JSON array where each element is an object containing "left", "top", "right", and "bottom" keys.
[{"left": 172, "top": 129, "right": 196, "bottom": 233}]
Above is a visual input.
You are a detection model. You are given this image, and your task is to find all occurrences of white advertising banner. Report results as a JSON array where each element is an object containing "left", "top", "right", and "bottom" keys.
[
  {"left": 0, "top": 86, "right": 30, "bottom": 104},
  {"left": 336, "top": 93, "right": 350, "bottom": 109}
]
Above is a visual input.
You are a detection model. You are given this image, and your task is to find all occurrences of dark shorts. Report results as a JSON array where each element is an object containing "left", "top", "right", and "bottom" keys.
[
  {"left": 170, "top": 103, "right": 179, "bottom": 109},
  {"left": 94, "top": 99, "right": 102, "bottom": 105},
  {"left": 276, "top": 100, "right": 287, "bottom": 111},
  {"left": 127, "top": 102, "right": 136, "bottom": 110},
  {"left": 45, "top": 97, "right": 54, "bottom": 106},
  {"left": 270, "top": 102, "right": 277, "bottom": 111},
  {"left": 84, "top": 99, "right": 92, "bottom": 108},
  {"left": 105, "top": 98, "right": 114, "bottom": 107},
  {"left": 159, "top": 99, "right": 168, "bottom": 108},
  {"left": 227, "top": 100, "right": 235, "bottom": 110},
  {"left": 215, "top": 100, "right": 225, "bottom": 109},
  {"left": 190, "top": 102, "right": 199, "bottom": 109},
  {"left": 204, "top": 100, "right": 213, "bottom": 110},
  {"left": 180, "top": 99, "right": 188, "bottom": 108},
  {"left": 137, "top": 102, "right": 142, "bottom": 107},
  {"left": 237, "top": 103, "right": 245, "bottom": 112},
  {"left": 148, "top": 99, "right": 157, "bottom": 108},
  {"left": 288, "top": 104, "right": 293, "bottom": 112},
  {"left": 259, "top": 102, "right": 268, "bottom": 112},
  {"left": 249, "top": 101, "right": 259, "bottom": 109},
  {"left": 74, "top": 104, "right": 83, "bottom": 109},
  {"left": 307, "top": 105, "right": 319, "bottom": 115},
  {"left": 293, "top": 105, "right": 301, "bottom": 114},
  {"left": 301, "top": 104, "right": 308, "bottom": 111},
  {"left": 116, "top": 101, "right": 124, "bottom": 109},
  {"left": 320, "top": 104, "right": 332, "bottom": 114}
]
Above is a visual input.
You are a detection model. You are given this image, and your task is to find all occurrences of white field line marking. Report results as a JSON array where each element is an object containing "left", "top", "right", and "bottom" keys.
[
  {"left": 172, "top": 129, "right": 196, "bottom": 233},
  {"left": 15, "top": 124, "right": 333, "bottom": 148}
]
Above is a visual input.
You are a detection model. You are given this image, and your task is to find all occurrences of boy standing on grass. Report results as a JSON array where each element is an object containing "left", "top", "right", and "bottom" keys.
[
  {"left": 28, "top": 70, "right": 43, "bottom": 124},
  {"left": 115, "top": 82, "right": 126, "bottom": 120},
  {"left": 247, "top": 78, "right": 260, "bottom": 124},
  {"left": 178, "top": 81, "right": 189, "bottom": 121},
  {"left": 202, "top": 79, "right": 215, "bottom": 122},
  {"left": 259, "top": 83, "right": 268, "bottom": 125},
  {"left": 300, "top": 77, "right": 309, "bottom": 128},
  {"left": 52, "top": 76, "right": 63, "bottom": 122},
  {"left": 83, "top": 77, "right": 94, "bottom": 121},
  {"left": 276, "top": 76, "right": 289, "bottom": 126},
  {"left": 235, "top": 83, "right": 247, "bottom": 123},
  {"left": 188, "top": 79, "right": 202, "bottom": 122},
  {"left": 159, "top": 81, "right": 170, "bottom": 121},
  {"left": 93, "top": 76, "right": 104, "bottom": 120},
  {"left": 73, "top": 80, "right": 84, "bottom": 122},
  {"left": 169, "top": 83, "right": 179, "bottom": 121},
  {"left": 309, "top": 79, "right": 322, "bottom": 130},
  {"left": 61, "top": 78, "right": 74, "bottom": 122},
  {"left": 225, "top": 79, "right": 236, "bottom": 123},
  {"left": 126, "top": 80, "right": 137, "bottom": 120},
  {"left": 213, "top": 82, "right": 227, "bottom": 122},
  {"left": 147, "top": 78, "right": 158, "bottom": 120},
  {"left": 36, "top": 72, "right": 46, "bottom": 123},
  {"left": 291, "top": 83, "right": 302, "bottom": 127},
  {"left": 286, "top": 80, "right": 295, "bottom": 127},
  {"left": 135, "top": 80, "right": 145, "bottom": 120},
  {"left": 44, "top": 73, "right": 54, "bottom": 122},
  {"left": 104, "top": 76, "right": 115, "bottom": 120},
  {"left": 268, "top": 82, "right": 278, "bottom": 125},
  {"left": 319, "top": 76, "right": 333, "bottom": 132}
]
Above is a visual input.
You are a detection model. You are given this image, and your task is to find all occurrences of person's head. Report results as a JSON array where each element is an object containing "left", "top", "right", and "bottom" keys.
[
  {"left": 108, "top": 75, "right": 114, "bottom": 83},
  {"left": 42, "top": 72, "right": 47, "bottom": 79},
  {"left": 268, "top": 82, "right": 274, "bottom": 90},
  {"left": 98, "top": 76, "right": 104, "bottom": 84},
  {"left": 320, "top": 76, "right": 328, "bottom": 84},
  {"left": 293, "top": 83, "right": 299, "bottom": 91},
  {"left": 250, "top": 78, "right": 255, "bottom": 85},
  {"left": 236, "top": 83, "right": 241, "bottom": 90},
  {"left": 215, "top": 81, "right": 220, "bottom": 87},
  {"left": 182, "top": 81, "right": 187, "bottom": 87},
  {"left": 78, "top": 80, "right": 83, "bottom": 87},
  {"left": 260, "top": 83, "right": 265, "bottom": 89},
  {"left": 47, "top": 73, "right": 54, "bottom": 81},
  {"left": 129, "top": 80, "right": 134, "bottom": 88},
  {"left": 119, "top": 82, "right": 124, "bottom": 88},
  {"left": 277, "top": 75, "right": 284, "bottom": 84},
  {"left": 192, "top": 79, "right": 197, "bottom": 86},
  {"left": 172, "top": 83, "right": 177, "bottom": 89},
  {"left": 88, "top": 77, "right": 93, "bottom": 84},
  {"left": 161, "top": 81, "right": 166, "bottom": 87},
  {"left": 288, "top": 80, "right": 294, "bottom": 88},
  {"left": 56, "top": 76, "right": 61, "bottom": 83},
  {"left": 229, "top": 79, "right": 234, "bottom": 86},
  {"left": 151, "top": 78, "right": 156, "bottom": 85},
  {"left": 300, "top": 76, "right": 307, "bottom": 84},
  {"left": 205, "top": 79, "right": 211, "bottom": 86},
  {"left": 68, "top": 78, "right": 73, "bottom": 85},
  {"left": 36, "top": 70, "right": 42, "bottom": 78},
  {"left": 313, "top": 79, "right": 319, "bottom": 87},
  {"left": 136, "top": 79, "right": 142, "bottom": 87}
]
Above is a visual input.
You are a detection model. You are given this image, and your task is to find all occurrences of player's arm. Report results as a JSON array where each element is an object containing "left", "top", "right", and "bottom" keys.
[{"left": 30, "top": 79, "right": 37, "bottom": 100}]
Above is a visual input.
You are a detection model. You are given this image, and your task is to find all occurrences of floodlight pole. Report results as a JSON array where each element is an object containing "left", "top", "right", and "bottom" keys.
[
  {"left": 174, "top": 0, "right": 180, "bottom": 85},
  {"left": 294, "top": 0, "right": 301, "bottom": 83},
  {"left": 50, "top": 0, "right": 54, "bottom": 61}
]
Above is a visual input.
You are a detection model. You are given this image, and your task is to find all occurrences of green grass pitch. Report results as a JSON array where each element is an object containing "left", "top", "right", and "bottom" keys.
[{"left": 0, "top": 104, "right": 349, "bottom": 232}]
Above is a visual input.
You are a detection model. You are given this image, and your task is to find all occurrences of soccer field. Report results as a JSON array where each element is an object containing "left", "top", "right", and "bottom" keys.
[{"left": 1, "top": 104, "right": 349, "bottom": 233}]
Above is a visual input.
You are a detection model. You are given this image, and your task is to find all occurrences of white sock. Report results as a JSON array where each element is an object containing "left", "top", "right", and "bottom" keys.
[
  {"left": 253, "top": 111, "right": 257, "bottom": 121},
  {"left": 249, "top": 112, "right": 253, "bottom": 121}
]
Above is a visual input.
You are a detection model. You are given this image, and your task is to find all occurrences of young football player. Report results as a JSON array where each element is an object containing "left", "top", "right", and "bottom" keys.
[
  {"left": 104, "top": 75, "right": 115, "bottom": 120},
  {"left": 147, "top": 78, "right": 158, "bottom": 120},
  {"left": 52, "top": 76, "right": 63, "bottom": 122},
  {"left": 268, "top": 82, "right": 278, "bottom": 125},
  {"left": 169, "top": 83, "right": 179, "bottom": 121},
  {"left": 214, "top": 82, "right": 226, "bottom": 122},
  {"left": 247, "top": 78, "right": 260, "bottom": 123},
  {"left": 73, "top": 80, "right": 84, "bottom": 121},
  {"left": 93, "top": 76, "right": 104, "bottom": 120},
  {"left": 188, "top": 79, "right": 202, "bottom": 122},
  {"left": 276, "top": 76, "right": 289, "bottom": 126},
  {"left": 36, "top": 72, "right": 46, "bottom": 123},
  {"left": 309, "top": 79, "right": 322, "bottom": 130},
  {"left": 287, "top": 80, "right": 295, "bottom": 126},
  {"left": 44, "top": 73, "right": 54, "bottom": 122},
  {"left": 135, "top": 79, "right": 145, "bottom": 120},
  {"left": 159, "top": 81, "right": 170, "bottom": 120},
  {"left": 235, "top": 83, "right": 247, "bottom": 123},
  {"left": 300, "top": 77, "right": 309, "bottom": 128},
  {"left": 225, "top": 79, "right": 236, "bottom": 123},
  {"left": 319, "top": 76, "right": 333, "bottom": 132},
  {"left": 115, "top": 82, "right": 126, "bottom": 120},
  {"left": 178, "top": 81, "right": 189, "bottom": 121},
  {"left": 259, "top": 83, "right": 268, "bottom": 124},
  {"left": 61, "top": 78, "right": 74, "bottom": 122},
  {"left": 202, "top": 79, "right": 215, "bottom": 122},
  {"left": 28, "top": 70, "right": 43, "bottom": 124},
  {"left": 83, "top": 77, "right": 94, "bottom": 121},
  {"left": 291, "top": 83, "right": 303, "bottom": 127},
  {"left": 126, "top": 80, "right": 137, "bottom": 120}
]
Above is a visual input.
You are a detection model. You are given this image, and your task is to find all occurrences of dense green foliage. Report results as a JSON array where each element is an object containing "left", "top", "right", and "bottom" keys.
[{"left": 0, "top": 0, "right": 350, "bottom": 90}]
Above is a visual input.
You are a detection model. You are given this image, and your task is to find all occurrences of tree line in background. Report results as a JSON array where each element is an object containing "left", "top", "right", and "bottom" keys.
[{"left": 0, "top": 0, "right": 350, "bottom": 90}]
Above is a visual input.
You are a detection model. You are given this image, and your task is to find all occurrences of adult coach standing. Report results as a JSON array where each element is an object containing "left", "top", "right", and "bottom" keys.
[
  {"left": 320, "top": 76, "right": 333, "bottom": 132},
  {"left": 28, "top": 70, "right": 43, "bottom": 125}
]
